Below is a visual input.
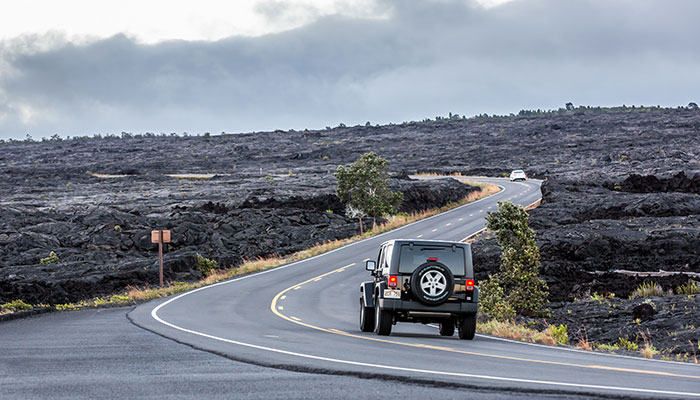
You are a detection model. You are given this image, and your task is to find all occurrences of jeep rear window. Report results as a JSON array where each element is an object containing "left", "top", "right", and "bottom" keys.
[{"left": 397, "top": 245, "right": 466, "bottom": 275}]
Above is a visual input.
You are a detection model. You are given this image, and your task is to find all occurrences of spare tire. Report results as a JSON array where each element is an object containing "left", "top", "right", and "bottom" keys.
[{"left": 410, "top": 262, "right": 454, "bottom": 306}]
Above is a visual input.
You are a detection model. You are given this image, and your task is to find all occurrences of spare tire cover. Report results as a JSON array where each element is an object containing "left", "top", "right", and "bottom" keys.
[{"left": 410, "top": 262, "right": 454, "bottom": 306}]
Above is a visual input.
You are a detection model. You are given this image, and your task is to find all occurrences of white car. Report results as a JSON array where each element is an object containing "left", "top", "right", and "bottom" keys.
[{"left": 509, "top": 170, "right": 527, "bottom": 181}]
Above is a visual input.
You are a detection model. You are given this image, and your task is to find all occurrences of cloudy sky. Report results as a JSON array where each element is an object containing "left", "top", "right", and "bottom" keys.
[{"left": 0, "top": 0, "right": 698, "bottom": 139}]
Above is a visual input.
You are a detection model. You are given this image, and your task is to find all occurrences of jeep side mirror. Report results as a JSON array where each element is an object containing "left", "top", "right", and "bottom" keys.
[{"left": 365, "top": 260, "right": 376, "bottom": 271}]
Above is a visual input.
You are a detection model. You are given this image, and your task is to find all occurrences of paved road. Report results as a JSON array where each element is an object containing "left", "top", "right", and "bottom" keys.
[
  {"left": 130, "top": 177, "right": 700, "bottom": 398},
  {"left": 4, "top": 177, "right": 699, "bottom": 399},
  {"left": 2, "top": 307, "right": 576, "bottom": 399}
]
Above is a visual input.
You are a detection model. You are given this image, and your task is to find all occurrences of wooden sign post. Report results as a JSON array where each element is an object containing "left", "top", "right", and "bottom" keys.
[{"left": 151, "top": 230, "right": 171, "bottom": 287}]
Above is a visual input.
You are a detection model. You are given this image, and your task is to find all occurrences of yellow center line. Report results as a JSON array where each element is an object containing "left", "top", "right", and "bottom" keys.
[
  {"left": 270, "top": 267, "right": 700, "bottom": 381},
  {"left": 363, "top": 258, "right": 370, "bottom": 262}
]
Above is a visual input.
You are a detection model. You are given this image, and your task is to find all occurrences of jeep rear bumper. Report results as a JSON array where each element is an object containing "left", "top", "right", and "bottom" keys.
[{"left": 378, "top": 298, "right": 477, "bottom": 314}]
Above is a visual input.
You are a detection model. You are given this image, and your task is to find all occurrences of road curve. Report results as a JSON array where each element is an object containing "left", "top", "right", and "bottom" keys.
[{"left": 130, "top": 178, "right": 700, "bottom": 399}]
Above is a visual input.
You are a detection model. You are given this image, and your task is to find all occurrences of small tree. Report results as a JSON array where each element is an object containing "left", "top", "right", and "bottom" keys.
[
  {"left": 334, "top": 152, "right": 403, "bottom": 233},
  {"left": 482, "top": 201, "right": 549, "bottom": 318}
]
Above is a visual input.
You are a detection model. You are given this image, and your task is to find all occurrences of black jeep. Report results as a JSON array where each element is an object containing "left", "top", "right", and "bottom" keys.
[{"left": 360, "top": 239, "right": 478, "bottom": 339}]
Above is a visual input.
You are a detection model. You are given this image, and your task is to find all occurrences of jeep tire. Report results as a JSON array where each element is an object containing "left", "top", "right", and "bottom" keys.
[
  {"left": 359, "top": 298, "right": 375, "bottom": 332},
  {"left": 410, "top": 262, "right": 454, "bottom": 306},
  {"left": 374, "top": 300, "right": 393, "bottom": 336},
  {"left": 458, "top": 314, "right": 476, "bottom": 340}
]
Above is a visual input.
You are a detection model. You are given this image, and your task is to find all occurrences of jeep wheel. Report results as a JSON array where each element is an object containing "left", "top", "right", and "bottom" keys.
[
  {"left": 359, "top": 298, "right": 375, "bottom": 332},
  {"left": 439, "top": 321, "right": 454, "bottom": 336},
  {"left": 410, "top": 262, "right": 454, "bottom": 306},
  {"left": 458, "top": 314, "right": 476, "bottom": 340},
  {"left": 374, "top": 306, "right": 392, "bottom": 336}
]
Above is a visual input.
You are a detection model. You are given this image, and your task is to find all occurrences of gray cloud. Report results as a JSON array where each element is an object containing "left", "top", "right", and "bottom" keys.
[{"left": 1, "top": 0, "right": 699, "bottom": 139}]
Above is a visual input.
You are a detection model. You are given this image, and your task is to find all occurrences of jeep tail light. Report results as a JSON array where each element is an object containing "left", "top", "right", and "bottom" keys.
[
  {"left": 427, "top": 257, "right": 438, "bottom": 262},
  {"left": 466, "top": 279, "right": 475, "bottom": 291},
  {"left": 388, "top": 276, "right": 398, "bottom": 287}
]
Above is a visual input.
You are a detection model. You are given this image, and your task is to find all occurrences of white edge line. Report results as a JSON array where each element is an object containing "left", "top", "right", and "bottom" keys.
[
  {"left": 149, "top": 177, "right": 699, "bottom": 397},
  {"left": 151, "top": 302, "right": 700, "bottom": 398},
  {"left": 473, "top": 333, "right": 700, "bottom": 366},
  {"left": 424, "top": 325, "right": 700, "bottom": 367}
]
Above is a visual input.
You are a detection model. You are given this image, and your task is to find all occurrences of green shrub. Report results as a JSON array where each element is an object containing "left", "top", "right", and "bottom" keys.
[
  {"left": 596, "top": 343, "right": 619, "bottom": 353},
  {"left": 676, "top": 281, "right": 699, "bottom": 295},
  {"left": 479, "top": 276, "right": 516, "bottom": 321},
  {"left": 617, "top": 337, "right": 639, "bottom": 351},
  {"left": 629, "top": 281, "right": 664, "bottom": 298},
  {"left": 196, "top": 254, "right": 218, "bottom": 277},
  {"left": 1, "top": 299, "right": 33, "bottom": 313},
  {"left": 548, "top": 324, "right": 568, "bottom": 345},
  {"left": 334, "top": 152, "right": 403, "bottom": 220},
  {"left": 40, "top": 251, "right": 60, "bottom": 264},
  {"left": 484, "top": 201, "right": 549, "bottom": 316}
]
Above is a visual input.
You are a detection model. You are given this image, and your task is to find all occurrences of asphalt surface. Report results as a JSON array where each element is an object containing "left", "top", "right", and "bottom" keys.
[
  {"left": 129, "top": 177, "right": 700, "bottom": 398},
  {"left": 2, "top": 307, "right": 581, "bottom": 400},
  {"left": 3, "top": 177, "right": 699, "bottom": 399}
]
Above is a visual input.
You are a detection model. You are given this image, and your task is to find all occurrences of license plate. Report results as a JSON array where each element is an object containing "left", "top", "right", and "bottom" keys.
[{"left": 383, "top": 289, "right": 401, "bottom": 299}]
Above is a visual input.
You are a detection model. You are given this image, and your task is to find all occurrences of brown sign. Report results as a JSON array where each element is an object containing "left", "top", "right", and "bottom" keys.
[{"left": 151, "top": 230, "right": 171, "bottom": 243}]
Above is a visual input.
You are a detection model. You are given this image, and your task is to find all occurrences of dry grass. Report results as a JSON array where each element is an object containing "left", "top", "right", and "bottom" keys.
[
  {"left": 640, "top": 344, "right": 658, "bottom": 359},
  {"left": 577, "top": 337, "right": 593, "bottom": 351},
  {"left": 639, "top": 330, "right": 659, "bottom": 359},
  {"left": 524, "top": 198, "right": 541, "bottom": 211},
  {"left": 629, "top": 281, "right": 666, "bottom": 298},
  {"left": 414, "top": 171, "right": 466, "bottom": 177},
  {"left": 478, "top": 318, "right": 557, "bottom": 346},
  {"left": 24, "top": 181, "right": 500, "bottom": 312}
]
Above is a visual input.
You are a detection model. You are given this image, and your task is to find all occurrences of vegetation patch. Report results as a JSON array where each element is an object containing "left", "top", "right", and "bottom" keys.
[
  {"left": 548, "top": 324, "right": 569, "bottom": 345},
  {"left": 39, "top": 251, "right": 60, "bottom": 265},
  {"left": 629, "top": 281, "right": 666, "bottom": 298},
  {"left": 196, "top": 254, "right": 218, "bottom": 278},
  {"left": 335, "top": 152, "right": 403, "bottom": 232},
  {"left": 477, "top": 317, "right": 556, "bottom": 346},
  {"left": 1, "top": 300, "right": 33, "bottom": 315},
  {"left": 480, "top": 201, "right": 549, "bottom": 319},
  {"left": 676, "top": 281, "right": 699, "bottom": 295}
]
